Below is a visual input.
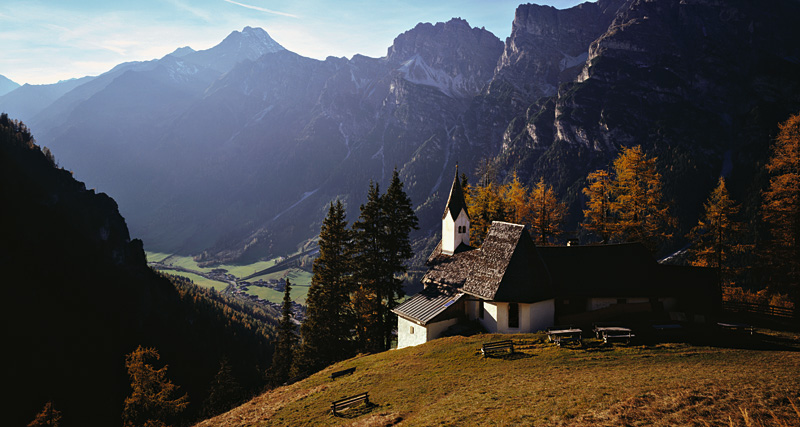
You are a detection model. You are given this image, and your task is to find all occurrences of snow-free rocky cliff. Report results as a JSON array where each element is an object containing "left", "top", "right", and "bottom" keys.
[{"left": 3, "top": 0, "right": 799, "bottom": 264}]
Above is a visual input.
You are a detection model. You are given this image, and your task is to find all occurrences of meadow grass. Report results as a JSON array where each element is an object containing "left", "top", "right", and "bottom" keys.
[
  {"left": 245, "top": 268, "right": 312, "bottom": 304},
  {"left": 163, "top": 271, "right": 229, "bottom": 291},
  {"left": 196, "top": 331, "right": 800, "bottom": 427},
  {"left": 147, "top": 251, "right": 312, "bottom": 304}
]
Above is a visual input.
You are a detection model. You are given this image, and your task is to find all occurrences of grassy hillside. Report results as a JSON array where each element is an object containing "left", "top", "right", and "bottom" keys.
[{"left": 196, "top": 330, "right": 800, "bottom": 426}]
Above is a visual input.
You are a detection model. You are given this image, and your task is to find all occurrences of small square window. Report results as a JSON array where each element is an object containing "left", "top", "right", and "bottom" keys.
[{"left": 410, "top": 326, "right": 414, "bottom": 334}]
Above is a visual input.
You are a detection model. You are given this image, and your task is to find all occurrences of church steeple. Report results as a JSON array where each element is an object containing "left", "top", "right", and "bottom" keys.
[{"left": 442, "top": 167, "right": 470, "bottom": 255}]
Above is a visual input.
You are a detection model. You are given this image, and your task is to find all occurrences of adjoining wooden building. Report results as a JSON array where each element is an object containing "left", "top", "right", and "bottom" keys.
[{"left": 393, "top": 171, "right": 718, "bottom": 349}]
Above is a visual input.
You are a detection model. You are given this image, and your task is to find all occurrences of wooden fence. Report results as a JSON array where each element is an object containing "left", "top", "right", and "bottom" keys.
[{"left": 722, "top": 301, "right": 795, "bottom": 319}]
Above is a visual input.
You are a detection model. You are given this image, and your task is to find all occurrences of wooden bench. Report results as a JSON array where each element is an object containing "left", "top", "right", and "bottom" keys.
[
  {"left": 603, "top": 332, "right": 635, "bottom": 344},
  {"left": 481, "top": 340, "right": 514, "bottom": 356},
  {"left": 331, "top": 392, "right": 369, "bottom": 416},
  {"left": 329, "top": 367, "right": 356, "bottom": 380}
]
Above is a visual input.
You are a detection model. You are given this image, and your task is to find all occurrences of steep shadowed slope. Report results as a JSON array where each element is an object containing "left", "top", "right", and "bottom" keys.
[{"left": 0, "top": 114, "right": 275, "bottom": 426}]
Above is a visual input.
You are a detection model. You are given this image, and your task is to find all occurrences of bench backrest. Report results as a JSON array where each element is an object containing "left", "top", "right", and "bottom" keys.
[
  {"left": 483, "top": 340, "right": 513, "bottom": 348},
  {"left": 332, "top": 392, "right": 368, "bottom": 407},
  {"left": 330, "top": 367, "right": 356, "bottom": 379}
]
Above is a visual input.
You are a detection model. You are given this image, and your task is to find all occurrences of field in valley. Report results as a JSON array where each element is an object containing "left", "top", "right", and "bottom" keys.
[{"left": 146, "top": 251, "right": 312, "bottom": 304}]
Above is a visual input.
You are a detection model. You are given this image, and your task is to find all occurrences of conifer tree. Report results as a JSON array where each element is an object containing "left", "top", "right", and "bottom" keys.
[
  {"left": 269, "top": 278, "right": 297, "bottom": 385},
  {"left": 761, "top": 113, "right": 800, "bottom": 314},
  {"left": 28, "top": 402, "right": 61, "bottom": 427},
  {"left": 609, "top": 145, "right": 675, "bottom": 251},
  {"left": 582, "top": 169, "right": 614, "bottom": 243},
  {"left": 687, "top": 177, "right": 748, "bottom": 291},
  {"left": 122, "top": 346, "right": 188, "bottom": 427},
  {"left": 381, "top": 169, "right": 419, "bottom": 348},
  {"left": 201, "top": 356, "right": 243, "bottom": 419},
  {"left": 351, "top": 182, "right": 389, "bottom": 352},
  {"left": 528, "top": 178, "right": 567, "bottom": 245},
  {"left": 293, "top": 201, "right": 353, "bottom": 376}
]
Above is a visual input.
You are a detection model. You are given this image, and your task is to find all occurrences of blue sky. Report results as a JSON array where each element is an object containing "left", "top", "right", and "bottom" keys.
[{"left": 1, "top": 0, "right": 586, "bottom": 85}]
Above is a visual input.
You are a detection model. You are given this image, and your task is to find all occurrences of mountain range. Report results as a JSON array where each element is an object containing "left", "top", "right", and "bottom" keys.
[
  {"left": 2, "top": 0, "right": 799, "bottom": 265},
  {"left": 0, "top": 74, "right": 20, "bottom": 96}
]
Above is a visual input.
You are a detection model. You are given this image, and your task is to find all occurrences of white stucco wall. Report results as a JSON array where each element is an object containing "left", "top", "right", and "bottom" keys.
[
  {"left": 427, "top": 318, "right": 459, "bottom": 340},
  {"left": 396, "top": 317, "right": 460, "bottom": 349},
  {"left": 442, "top": 209, "right": 469, "bottom": 254},
  {"left": 479, "top": 300, "right": 555, "bottom": 333},
  {"left": 397, "top": 317, "right": 427, "bottom": 349},
  {"left": 480, "top": 301, "right": 500, "bottom": 332},
  {"left": 589, "top": 297, "right": 649, "bottom": 311}
]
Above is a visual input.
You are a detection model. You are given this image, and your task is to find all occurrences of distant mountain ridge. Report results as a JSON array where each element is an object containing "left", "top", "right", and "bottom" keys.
[
  {"left": 0, "top": 74, "right": 20, "bottom": 96},
  {"left": 3, "top": 0, "right": 799, "bottom": 264}
]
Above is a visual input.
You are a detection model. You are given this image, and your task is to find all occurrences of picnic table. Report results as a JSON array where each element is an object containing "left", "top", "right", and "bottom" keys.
[
  {"left": 593, "top": 326, "right": 635, "bottom": 344},
  {"left": 717, "top": 322, "right": 755, "bottom": 335},
  {"left": 547, "top": 327, "right": 582, "bottom": 347},
  {"left": 592, "top": 326, "right": 632, "bottom": 339}
]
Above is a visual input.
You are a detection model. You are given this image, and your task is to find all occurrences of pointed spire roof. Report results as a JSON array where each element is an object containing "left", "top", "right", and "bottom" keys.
[{"left": 442, "top": 166, "right": 469, "bottom": 220}]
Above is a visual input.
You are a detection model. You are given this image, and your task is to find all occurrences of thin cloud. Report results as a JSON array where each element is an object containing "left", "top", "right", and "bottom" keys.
[{"left": 222, "top": 0, "right": 298, "bottom": 18}]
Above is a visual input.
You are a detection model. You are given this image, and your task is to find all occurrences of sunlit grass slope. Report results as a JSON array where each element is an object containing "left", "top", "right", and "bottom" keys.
[{"left": 196, "top": 331, "right": 800, "bottom": 426}]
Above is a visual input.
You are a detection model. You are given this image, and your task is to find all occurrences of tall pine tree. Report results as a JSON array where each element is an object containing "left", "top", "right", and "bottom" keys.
[
  {"left": 269, "top": 278, "right": 297, "bottom": 386},
  {"left": 351, "top": 182, "right": 388, "bottom": 353},
  {"left": 292, "top": 201, "right": 353, "bottom": 376},
  {"left": 201, "top": 356, "right": 243, "bottom": 419},
  {"left": 351, "top": 173, "right": 419, "bottom": 352},
  {"left": 381, "top": 169, "right": 419, "bottom": 349}
]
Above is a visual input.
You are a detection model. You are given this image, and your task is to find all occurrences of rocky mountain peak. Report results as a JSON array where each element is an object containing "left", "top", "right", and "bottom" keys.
[
  {"left": 217, "top": 26, "right": 285, "bottom": 57},
  {"left": 386, "top": 18, "right": 503, "bottom": 97},
  {"left": 183, "top": 26, "right": 286, "bottom": 73},
  {"left": 169, "top": 46, "right": 196, "bottom": 58},
  {"left": 493, "top": 0, "right": 627, "bottom": 100}
]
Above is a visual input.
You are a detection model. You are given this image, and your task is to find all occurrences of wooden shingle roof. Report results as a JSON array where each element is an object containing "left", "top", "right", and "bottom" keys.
[{"left": 423, "top": 222, "right": 553, "bottom": 303}]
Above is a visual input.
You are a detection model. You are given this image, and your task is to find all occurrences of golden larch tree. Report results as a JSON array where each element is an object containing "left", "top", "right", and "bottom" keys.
[
  {"left": 582, "top": 169, "right": 614, "bottom": 243},
  {"left": 610, "top": 145, "right": 675, "bottom": 251},
  {"left": 465, "top": 181, "right": 508, "bottom": 246},
  {"left": 123, "top": 346, "right": 188, "bottom": 427},
  {"left": 686, "top": 177, "right": 749, "bottom": 292},
  {"left": 528, "top": 178, "right": 567, "bottom": 245},
  {"left": 761, "top": 112, "right": 800, "bottom": 312},
  {"left": 28, "top": 402, "right": 61, "bottom": 427},
  {"left": 502, "top": 172, "right": 530, "bottom": 226}
]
